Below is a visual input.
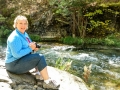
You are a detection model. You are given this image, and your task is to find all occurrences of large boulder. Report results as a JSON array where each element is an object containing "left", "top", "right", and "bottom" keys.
[{"left": 0, "top": 61, "right": 88, "bottom": 90}]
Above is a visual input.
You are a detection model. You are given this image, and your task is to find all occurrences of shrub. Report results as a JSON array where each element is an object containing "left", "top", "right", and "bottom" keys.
[
  {"left": 0, "top": 26, "right": 12, "bottom": 38},
  {"left": 104, "top": 38, "right": 115, "bottom": 46},
  {"left": 55, "top": 57, "right": 72, "bottom": 71},
  {"left": 29, "top": 34, "right": 41, "bottom": 42},
  {"left": 84, "top": 38, "right": 104, "bottom": 45},
  {"left": 61, "top": 36, "right": 83, "bottom": 45},
  {"left": 104, "top": 33, "right": 120, "bottom": 47}
]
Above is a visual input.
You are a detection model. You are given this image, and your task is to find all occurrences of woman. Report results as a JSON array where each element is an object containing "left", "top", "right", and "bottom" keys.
[{"left": 5, "top": 15, "right": 60, "bottom": 89}]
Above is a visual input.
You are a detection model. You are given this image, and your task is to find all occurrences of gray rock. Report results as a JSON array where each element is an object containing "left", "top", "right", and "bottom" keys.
[
  {"left": 47, "top": 66, "right": 89, "bottom": 90},
  {"left": 0, "top": 64, "right": 88, "bottom": 90}
]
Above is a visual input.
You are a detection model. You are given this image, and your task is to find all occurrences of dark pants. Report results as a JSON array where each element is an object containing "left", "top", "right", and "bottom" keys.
[{"left": 5, "top": 53, "right": 47, "bottom": 74}]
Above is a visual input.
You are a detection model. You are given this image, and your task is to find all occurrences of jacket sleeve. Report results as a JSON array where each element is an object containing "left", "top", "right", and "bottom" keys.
[{"left": 8, "top": 36, "right": 32, "bottom": 59}]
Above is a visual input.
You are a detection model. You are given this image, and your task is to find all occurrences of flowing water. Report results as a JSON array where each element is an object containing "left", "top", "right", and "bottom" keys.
[{"left": 0, "top": 40, "right": 120, "bottom": 90}]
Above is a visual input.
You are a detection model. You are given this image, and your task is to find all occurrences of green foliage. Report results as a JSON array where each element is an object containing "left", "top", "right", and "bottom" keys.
[
  {"left": 0, "top": 14, "right": 6, "bottom": 23},
  {"left": 104, "top": 37, "right": 115, "bottom": 46},
  {"left": 61, "top": 36, "right": 83, "bottom": 45},
  {"left": 0, "top": 0, "right": 120, "bottom": 47},
  {"left": 87, "top": 20, "right": 115, "bottom": 36},
  {"left": 61, "top": 36, "right": 73, "bottom": 45},
  {"left": 84, "top": 38, "right": 104, "bottom": 44},
  {"left": 77, "top": 38, "right": 84, "bottom": 45},
  {"left": 84, "top": 9, "right": 103, "bottom": 19},
  {"left": 84, "top": 2, "right": 120, "bottom": 37},
  {"left": 55, "top": 57, "right": 72, "bottom": 71},
  {"left": 49, "top": 0, "right": 94, "bottom": 16},
  {"left": 85, "top": 33, "right": 120, "bottom": 47},
  {"left": 61, "top": 34, "right": 120, "bottom": 47},
  {"left": 51, "top": 1, "right": 120, "bottom": 38},
  {"left": 0, "top": 26, "right": 12, "bottom": 38},
  {"left": 49, "top": 0, "right": 71, "bottom": 16},
  {"left": 55, "top": 58, "right": 66, "bottom": 70},
  {"left": 29, "top": 34, "right": 41, "bottom": 42},
  {"left": 104, "top": 34, "right": 120, "bottom": 46}
]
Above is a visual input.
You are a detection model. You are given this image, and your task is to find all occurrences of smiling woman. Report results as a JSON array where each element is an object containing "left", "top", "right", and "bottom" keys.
[
  {"left": 5, "top": 15, "right": 60, "bottom": 89},
  {"left": 13, "top": 16, "right": 28, "bottom": 33}
]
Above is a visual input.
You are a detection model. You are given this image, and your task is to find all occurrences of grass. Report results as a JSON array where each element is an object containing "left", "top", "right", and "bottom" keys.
[{"left": 60, "top": 33, "right": 120, "bottom": 47}]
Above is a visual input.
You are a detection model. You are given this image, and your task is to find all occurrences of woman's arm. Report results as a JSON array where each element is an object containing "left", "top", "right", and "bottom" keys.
[{"left": 8, "top": 37, "right": 32, "bottom": 59}]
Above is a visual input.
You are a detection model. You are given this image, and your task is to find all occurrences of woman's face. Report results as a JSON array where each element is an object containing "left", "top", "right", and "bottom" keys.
[{"left": 16, "top": 19, "right": 28, "bottom": 33}]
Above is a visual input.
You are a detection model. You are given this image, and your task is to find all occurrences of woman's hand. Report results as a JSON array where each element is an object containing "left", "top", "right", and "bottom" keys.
[
  {"left": 29, "top": 42, "right": 36, "bottom": 50},
  {"left": 34, "top": 48, "right": 39, "bottom": 51}
]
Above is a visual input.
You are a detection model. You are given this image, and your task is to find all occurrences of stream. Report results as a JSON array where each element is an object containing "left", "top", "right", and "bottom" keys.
[{"left": 0, "top": 40, "right": 120, "bottom": 90}]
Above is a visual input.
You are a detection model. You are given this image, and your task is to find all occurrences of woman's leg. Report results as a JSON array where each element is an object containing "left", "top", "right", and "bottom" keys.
[
  {"left": 5, "top": 53, "right": 60, "bottom": 89},
  {"left": 5, "top": 53, "right": 47, "bottom": 74},
  {"left": 40, "top": 67, "right": 49, "bottom": 80}
]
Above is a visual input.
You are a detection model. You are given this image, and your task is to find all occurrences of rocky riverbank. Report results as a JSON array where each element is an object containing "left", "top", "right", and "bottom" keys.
[{"left": 0, "top": 60, "right": 89, "bottom": 90}]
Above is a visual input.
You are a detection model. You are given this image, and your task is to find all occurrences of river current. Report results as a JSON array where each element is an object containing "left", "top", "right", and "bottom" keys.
[{"left": 0, "top": 42, "right": 120, "bottom": 90}]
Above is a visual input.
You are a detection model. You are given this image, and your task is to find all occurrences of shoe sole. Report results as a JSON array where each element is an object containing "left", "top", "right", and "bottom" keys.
[{"left": 43, "top": 84, "right": 60, "bottom": 90}]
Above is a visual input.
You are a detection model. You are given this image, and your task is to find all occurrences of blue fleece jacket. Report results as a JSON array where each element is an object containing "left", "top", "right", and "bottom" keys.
[{"left": 5, "top": 29, "right": 32, "bottom": 63}]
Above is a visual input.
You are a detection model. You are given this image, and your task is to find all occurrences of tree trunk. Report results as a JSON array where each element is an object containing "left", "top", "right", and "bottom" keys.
[{"left": 72, "top": 12, "right": 76, "bottom": 38}]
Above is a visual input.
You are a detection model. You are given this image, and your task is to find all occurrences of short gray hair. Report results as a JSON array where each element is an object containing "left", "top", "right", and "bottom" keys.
[{"left": 13, "top": 15, "right": 28, "bottom": 29}]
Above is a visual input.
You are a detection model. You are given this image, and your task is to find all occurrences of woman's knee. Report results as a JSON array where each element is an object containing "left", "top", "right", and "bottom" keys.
[
  {"left": 39, "top": 54, "right": 46, "bottom": 60},
  {"left": 37, "top": 54, "right": 47, "bottom": 71}
]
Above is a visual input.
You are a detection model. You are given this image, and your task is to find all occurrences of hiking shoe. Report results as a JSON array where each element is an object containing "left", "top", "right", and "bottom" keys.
[
  {"left": 43, "top": 80, "right": 60, "bottom": 89},
  {"left": 36, "top": 74, "right": 44, "bottom": 80}
]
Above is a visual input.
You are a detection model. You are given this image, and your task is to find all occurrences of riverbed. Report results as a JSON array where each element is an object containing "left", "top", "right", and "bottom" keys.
[{"left": 0, "top": 41, "right": 120, "bottom": 90}]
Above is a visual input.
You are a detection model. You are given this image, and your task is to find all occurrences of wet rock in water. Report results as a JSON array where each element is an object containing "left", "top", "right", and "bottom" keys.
[{"left": 0, "top": 63, "right": 89, "bottom": 90}]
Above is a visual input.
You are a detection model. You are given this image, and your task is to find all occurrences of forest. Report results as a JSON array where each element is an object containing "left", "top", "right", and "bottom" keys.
[{"left": 0, "top": 0, "right": 120, "bottom": 47}]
